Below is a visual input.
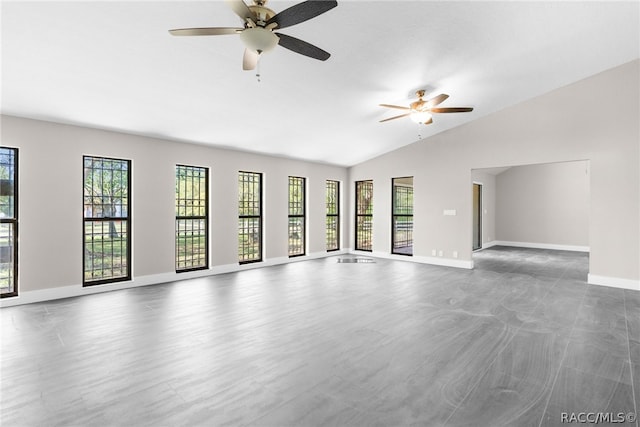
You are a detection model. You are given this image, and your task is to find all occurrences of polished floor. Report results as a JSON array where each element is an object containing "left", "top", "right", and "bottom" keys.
[{"left": 1, "top": 247, "right": 639, "bottom": 426}]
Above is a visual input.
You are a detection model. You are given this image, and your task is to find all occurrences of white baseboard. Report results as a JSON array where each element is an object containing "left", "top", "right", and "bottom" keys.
[
  {"left": 490, "top": 240, "right": 590, "bottom": 253},
  {"left": 7, "top": 248, "right": 633, "bottom": 307},
  {"left": 367, "top": 251, "right": 474, "bottom": 269},
  {"left": 588, "top": 274, "right": 640, "bottom": 291},
  {"left": 412, "top": 256, "right": 474, "bottom": 269},
  {"left": 0, "top": 250, "right": 349, "bottom": 308},
  {"left": 480, "top": 241, "right": 499, "bottom": 249}
]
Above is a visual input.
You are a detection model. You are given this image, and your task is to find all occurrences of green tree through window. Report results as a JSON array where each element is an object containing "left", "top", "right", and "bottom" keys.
[
  {"left": 288, "top": 176, "right": 306, "bottom": 257},
  {"left": 83, "top": 156, "right": 130, "bottom": 285},
  {"left": 0, "top": 147, "right": 18, "bottom": 297},
  {"left": 392, "top": 177, "right": 414, "bottom": 255},
  {"left": 238, "top": 171, "right": 262, "bottom": 263},
  {"left": 176, "top": 165, "right": 208, "bottom": 271},
  {"left": 355, "top": 180, "right": 373, "bottom": 251},
  {"left": 326, "top": 180, "right": 340, "bottom": 251}
]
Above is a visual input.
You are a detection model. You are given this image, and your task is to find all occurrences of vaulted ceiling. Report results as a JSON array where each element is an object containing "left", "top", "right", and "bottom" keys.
[{"left": 2, "top": 1, "right": 638, "bottom": 166}]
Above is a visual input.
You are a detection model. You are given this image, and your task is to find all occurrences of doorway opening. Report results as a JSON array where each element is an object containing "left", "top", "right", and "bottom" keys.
[
  {"left": 470, "top": 160, "right": 590, "bottom": 277},
  {"left": 472, "top": 183, "right": 482, "bottom": 251}
]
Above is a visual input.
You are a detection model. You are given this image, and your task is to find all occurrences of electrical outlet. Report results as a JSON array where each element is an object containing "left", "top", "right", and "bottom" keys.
[
  {"left": 438, "top": 250, "right": 443, "bottom": 257},
  {"left": 453, "top": 251, "right": 458, "bottom": 258}
]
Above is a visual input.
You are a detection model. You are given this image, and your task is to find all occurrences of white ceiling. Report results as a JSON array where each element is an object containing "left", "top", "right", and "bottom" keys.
[{"left": 2, "top": 1, "right": 638, "bottom": 167}]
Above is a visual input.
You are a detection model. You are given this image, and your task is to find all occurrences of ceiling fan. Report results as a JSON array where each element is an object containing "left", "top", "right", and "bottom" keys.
[
  {"left": 169, "top": 0, "right": 338, "bottom": 71},
  {"left": 379, "top": 90, "right": 473, "bottom": 125}
]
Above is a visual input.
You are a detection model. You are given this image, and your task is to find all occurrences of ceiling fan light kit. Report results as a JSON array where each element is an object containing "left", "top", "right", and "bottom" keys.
[
  {"left": 410, "top": 111, "right": 432, "bottom": 124},
  {"left": 169, "top": 0, "right": 338, "bottom": 71},
  {"left": 380, "top": 90, "right": 473, "bottom": 126},
  {"left": 239, "top": 27, "right": 279, "bottom": 53}
]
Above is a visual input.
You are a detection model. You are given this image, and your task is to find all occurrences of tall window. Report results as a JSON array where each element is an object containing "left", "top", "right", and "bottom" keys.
[
  {"left": 83, "top": 156, "right": 131, "bottom": 285},
  {"left": 326, "top": 180, "right": 340, "bottom": 251},
  {"left": 238, "top": 171, "right": 262, "bottom": 263},
  {"left": 176, "top": 165, "right": 208, "bottom": 272},
  {"left": 0, "top": 147, "right": 18, "bottom": 298},
  {"left": 288, "top": 176, "right": 306, "bottom": 257},
  {"left": 355, "top": 180, "right": 373, "bottom": 251},
  {"left": 392, "top": 177, "right": 414, "bottom": 256}
]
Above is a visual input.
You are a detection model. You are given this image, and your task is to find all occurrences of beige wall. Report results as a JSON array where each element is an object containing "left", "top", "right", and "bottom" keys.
[
  {"left": 495, "top": 161, "right": 590, "bottom": 248},
  {"left": 348, "top": 60, "right": 639, "bottom": 283},
  {"left": 2, "top": 60, "right": 638, "bottom": 302},
  {"left": 1, "top": 116, "right": 347, "bottom": 295}
]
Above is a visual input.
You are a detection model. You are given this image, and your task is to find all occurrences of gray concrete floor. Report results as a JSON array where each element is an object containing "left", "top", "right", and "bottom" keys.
[{"left": 1, "top": 246, "right": 639, "bottom": 426}]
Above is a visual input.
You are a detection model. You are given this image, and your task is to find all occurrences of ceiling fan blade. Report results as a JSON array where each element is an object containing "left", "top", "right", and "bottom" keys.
[
  {"left": 276, "top": 33, "right": 330, "bottom": 61},
  {"left": 426, "top": 94, "right": 449, "bottom": 107},
  {"left": 169, "top": 27, "right": 242, "bottom": 36},
  {"left": 429, "top": 107, "right": 474, "bottom": 113},
  {"left": 266, "top": 0, "right": 338, "bottom": 30},
  {"left": 379, "top": 113, "right": 411, "bottom": 123},
  {"left": 243, "top": 48, "right": 258, "bottom": 70},
  {"left": 379, "top": 104, "right": 411, "bottom": 111},
  {"left": 423, "top": 117, "right": 433, "bottom": 125},
  {"left": 224, "top": 0, "right": 255, "bottom": 22}
]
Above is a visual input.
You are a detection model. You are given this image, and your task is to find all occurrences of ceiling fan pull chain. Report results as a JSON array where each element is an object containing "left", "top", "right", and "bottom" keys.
[
  {"left": 417, "top": 123, "right": 422, "bottom": 140},
  {"left": 256, "top": 55, "right": 261, "bottom": 82}
]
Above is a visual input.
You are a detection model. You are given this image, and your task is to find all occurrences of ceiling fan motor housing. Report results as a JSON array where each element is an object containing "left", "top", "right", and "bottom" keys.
[
  {"left": 410, "top": 90, "right": 427, "bottom": 112},
  {"left": 248, "top": 4, "right": 276, "bottom": 27}
]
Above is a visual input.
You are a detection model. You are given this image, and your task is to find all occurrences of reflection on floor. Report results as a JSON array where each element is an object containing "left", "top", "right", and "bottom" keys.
[
  {"left": 1, "top": 246, "right": 638, "bottom": 426},
  {"left": 336, "top": 257, "right": 376, "bottom": 263},
  {"left": 392, "top": 244, "right": 413, "bottom": 256}
]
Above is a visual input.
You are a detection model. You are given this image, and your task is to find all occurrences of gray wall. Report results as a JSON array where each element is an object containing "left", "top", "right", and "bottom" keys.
[
  {"left": 1, "top": 116, "right": 348, "bottom": 296},
  {"left": 495, "top": 161, "right": 590, "bottom": 248},
  {"left": 348, "top": 60, "right": 639, "bottom": 283}
]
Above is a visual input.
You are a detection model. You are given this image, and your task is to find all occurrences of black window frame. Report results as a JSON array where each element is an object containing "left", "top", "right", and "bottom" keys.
[
  {"left": 392, "top": 177, "right": 414, "bottom": 256},
  {"left": 238, "top": 171, "right": 263, "bottom": 264},
  {"left": 0, "top": 147, "right": 18, "bottom": 298},
  {"left": 326, "top": 180, "right": 340, "bottom": 252},
  {"left": 355, "top": 180, "right": 373, "bottom": 252},
  {"left": 83, "top": 155, "right": 132, "bottom": 286},
  {"left": 175, "top": 164, "right": 209, "bottom": 272},
  {"left": 288, "top": 176, "right": 306, "bottom": 257}
]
